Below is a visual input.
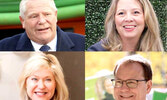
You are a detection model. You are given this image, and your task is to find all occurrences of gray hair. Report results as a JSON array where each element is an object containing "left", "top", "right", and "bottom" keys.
[{"left": 19, "top": 0, "right": 57, "bottom": 19}]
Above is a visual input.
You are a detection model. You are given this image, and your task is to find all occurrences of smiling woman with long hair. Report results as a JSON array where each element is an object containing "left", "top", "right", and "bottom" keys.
[
  {"left": 19, "top": 53, "right": 69, "bottom": 100},
  {"left": 88, "top": 0, "right": 164, "bottom": 51}
]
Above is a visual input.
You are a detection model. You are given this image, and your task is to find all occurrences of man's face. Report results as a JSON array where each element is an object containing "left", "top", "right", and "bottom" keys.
[
  {"left": 19, "top": 0, "right": 57, "bottom": 45},
  {"left": 114, "top": 62, "right": 152, "bottom": 100}
]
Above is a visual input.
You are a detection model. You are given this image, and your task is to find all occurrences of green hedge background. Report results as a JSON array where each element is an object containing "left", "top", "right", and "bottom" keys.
[{"left": 85, "top": 0, "right": 167, "bottom": 51}]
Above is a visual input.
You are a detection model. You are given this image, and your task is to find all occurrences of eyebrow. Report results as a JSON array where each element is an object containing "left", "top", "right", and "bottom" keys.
[
  {"left": 31, "top": 75, "right": 53, "bottom": 79},
  {"left": 116, "top": 8, "right": 143, "bottom": 12},
  {"left": 115, "top": 77, "right": 137, "bottom": 80},
  {"left": 27, "top": 12, "right": 38, "bottom": 17}
]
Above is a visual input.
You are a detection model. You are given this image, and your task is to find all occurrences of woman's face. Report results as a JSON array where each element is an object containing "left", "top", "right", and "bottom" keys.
[
  {"left": 115, "top": 0, "right": 145, "bottom": 41},
  {"left": 26, "top": 67, "right": 56, "bottom": 100}
]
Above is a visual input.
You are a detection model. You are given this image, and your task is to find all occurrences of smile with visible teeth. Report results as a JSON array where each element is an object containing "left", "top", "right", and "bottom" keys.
[
  {"left": 35, "top": 92, "right": 47, "bottom": 96},
  {"left": 123, "top": 25, "right": 136, "bottom": 28},
  {"left": 120, "top": 95, "right": 133, "bottom": 98}
]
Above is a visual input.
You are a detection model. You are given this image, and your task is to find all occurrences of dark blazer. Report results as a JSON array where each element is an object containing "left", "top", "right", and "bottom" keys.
[
  {"left": 0, "top": 26, "right": 85, "bottom": 51},
  {"left": 87, "top": 41, "right": 107, "bottom": 51}
]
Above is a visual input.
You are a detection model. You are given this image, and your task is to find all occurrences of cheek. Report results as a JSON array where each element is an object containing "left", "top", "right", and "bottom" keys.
[
  {"left": 25, "top": 20, "right": 37, "bottom": 29},
  {"left": 50, "top": 17, "right": 57, "bottom": 26},
  {"left": 134, "top": 86, "right": 147, "bottom": 99},
  {"left": 26, "top": 80, "right": 36, "bottom": 97},
  {"left": 115, "top": 16, "right": 123, "bottom": 31},
  {"left": 137, "top": 16, "right": 145, "bottom": 27},
  {"left": 46, "top": 83, "right": 56, "bottom": 99},
  {"left": 115, "top": 17, "right": 121, "bottom": 26},
  {"left": 50, "top": 83, "right": 56, "bottom": 93},
  {"left": 113, "top": 88, "right": 119, "bottom": 99}
]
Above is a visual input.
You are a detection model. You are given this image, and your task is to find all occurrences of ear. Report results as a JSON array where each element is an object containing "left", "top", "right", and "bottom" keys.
[
  {"left": 146, "top": 80, "right": 152, "bottom": 94},
  {"left": 55, "top": 11, "right": 57, "bottom": 23},
  {"left": 19, "top": 16, "right": 25, "bottom": 29}
]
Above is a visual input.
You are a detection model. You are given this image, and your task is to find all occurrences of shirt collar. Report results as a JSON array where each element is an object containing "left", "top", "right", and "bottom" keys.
[{"left": 31, "top": 35, "right": 57, "bottom": 51}]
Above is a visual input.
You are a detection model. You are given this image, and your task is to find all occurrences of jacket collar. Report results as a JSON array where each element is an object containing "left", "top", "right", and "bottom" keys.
[
  {"left": 56, "top": 26, "right": 75, "bottom": 51},
  {"left": 16, "top": 26, "right": 75, "bottom": 51},
  {"left": 16, "top": 32, "right": 34, "bottom": 51}
]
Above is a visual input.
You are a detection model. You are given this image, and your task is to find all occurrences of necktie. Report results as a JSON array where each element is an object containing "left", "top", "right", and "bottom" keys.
[{"left": 39, "top": 45, "right": 50, "bottom": 51}]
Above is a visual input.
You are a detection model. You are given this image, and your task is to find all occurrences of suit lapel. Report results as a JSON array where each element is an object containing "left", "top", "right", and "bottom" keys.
[
  {"left": 16, "top": 32, "right": 34, "bottom": 51},
  {"left": 56, "top": 26, "right": 75, "bottom": 51}
]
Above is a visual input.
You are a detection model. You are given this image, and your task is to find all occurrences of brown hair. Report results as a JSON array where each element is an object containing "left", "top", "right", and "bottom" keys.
[{"left": 114, "top": 61, "right": 152, "bottom": 81}]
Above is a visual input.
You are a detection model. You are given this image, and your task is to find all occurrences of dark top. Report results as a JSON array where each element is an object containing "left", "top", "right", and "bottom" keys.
[
  {"left": 0, "top": 26, "right": 85, "bottom": 51},
  {"left": 87, "top": 41, "right": 107, "bottom": 51}
]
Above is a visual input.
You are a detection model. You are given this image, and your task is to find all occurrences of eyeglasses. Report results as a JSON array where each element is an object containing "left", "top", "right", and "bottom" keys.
[{"left": 111, "top": 79, "right": 146, "bottom": 88}]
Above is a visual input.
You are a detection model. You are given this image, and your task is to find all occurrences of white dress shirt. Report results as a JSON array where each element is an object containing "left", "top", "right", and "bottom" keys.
[{"left": 31, "top": 35, "right": 57, "bottom": 51}]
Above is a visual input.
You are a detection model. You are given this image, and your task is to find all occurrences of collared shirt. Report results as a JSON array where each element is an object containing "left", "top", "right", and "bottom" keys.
[{"left": 31, "top": 35, "right": 57, "bottom": 51}]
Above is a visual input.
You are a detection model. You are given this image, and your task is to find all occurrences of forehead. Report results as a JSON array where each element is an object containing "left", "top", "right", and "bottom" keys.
[
  {"left": 115, "top": 62, "right": 144, "bottom": 80},
  {"left": 25, "top": 0, "right": 55, "bottom": 14},
  {"left": 31, "top": 67, "right": 54, "bottom": 77},
  {"left": 116, "top": 0, "right": 143, "bottom": 10}
]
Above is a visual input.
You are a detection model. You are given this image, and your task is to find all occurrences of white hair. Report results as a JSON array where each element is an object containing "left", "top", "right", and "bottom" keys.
[
  {"left": 115, "top": 54, "right": 151, "bottom": 74},
  {"left": 19, "top": 0, "right": 57, "bottom": 19}
]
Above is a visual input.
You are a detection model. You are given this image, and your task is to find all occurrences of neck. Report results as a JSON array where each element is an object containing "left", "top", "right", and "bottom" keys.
[{"left": 122, "top": 38, "right": 139, "bottom": 51}]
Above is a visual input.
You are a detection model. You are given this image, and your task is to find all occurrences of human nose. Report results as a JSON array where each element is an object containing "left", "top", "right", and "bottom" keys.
[
  {"left": 38, "top": 80, "right": 46, "bottom": 89},
  {"left": 38, "top": 14, "right": 46, "bottom": 25},
  {"left": 124, "top": 13, "right": 133, "bottom": 22}
]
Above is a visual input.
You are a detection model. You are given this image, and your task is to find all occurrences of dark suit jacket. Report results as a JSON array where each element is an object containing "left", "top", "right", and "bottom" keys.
[
  {"left": 0, "top": 26, "right": 85, "bottom": 51},
  {"left": 87, "top": 41, "right": 107, "bottom": 51}
]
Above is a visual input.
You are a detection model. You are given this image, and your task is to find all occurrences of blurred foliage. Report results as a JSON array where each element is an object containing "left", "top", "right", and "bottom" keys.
[
  {"left": 85, "top": 0, "right": 167, "bottom": 50},
  {"left": 85, "top": 78, "right": 98, "bottom": 100},
  {"left": 85, "top": 52, "right": 167, "bottom": 100},
  {"left": 85, "top": 52, "right": 167, "bottom": 85}
]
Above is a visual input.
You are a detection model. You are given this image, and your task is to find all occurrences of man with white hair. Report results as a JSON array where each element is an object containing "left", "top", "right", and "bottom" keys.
[
  {"left": 0, "top": 0, "right": 85, "bottom": 51},
  {"left": 111, "top": 54, "right": 152, "bottom": 100}
]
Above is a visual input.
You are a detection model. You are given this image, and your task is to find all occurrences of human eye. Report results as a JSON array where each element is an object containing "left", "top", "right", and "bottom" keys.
[
  {"left": 127, "top": 80, "right": 137, "bottom": 88},
  {"left": 31, "top": 77, "right": 38, "bottom": 81},
  {"left": 127, "top": 80, "right": 136, "bottom": 84},
  {"left": 46, "top": 78, "right": 52, "bottom": 81},
  {"left": 118, "top": 12, "right": 124, "bottom": 15},
  {"left": 30, "top": 14, "right": 38, "bottom": 18},
  {"left": 133, "top": 10, "right": 143, "bottom": 15},
  {"left": 115, "top": 80, "right": 122, "bottom": 87},
  {"left": 45, "top": 12, "right": 52, "bottom": 16},
  {"left": 46, "top": 13, "right": 50, "bottom": 16},
  {"left": 116, "top": 80, "right": 122, "bottom": 83},
  {"left": 134, "top": 11, "right": 140, "bottom": 14}
]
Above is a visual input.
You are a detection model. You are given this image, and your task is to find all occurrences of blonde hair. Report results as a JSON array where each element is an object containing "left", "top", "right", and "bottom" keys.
[
  {"left": 19, "top": 53, "right": 69, "bottom": 100},
  {"left": 102, "top": 0, "right": 164, "bottom": 51}
]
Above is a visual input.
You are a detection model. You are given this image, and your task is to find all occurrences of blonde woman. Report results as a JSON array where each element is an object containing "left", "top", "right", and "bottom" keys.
[
  {"left": 19, "top": 53, "right": 69, "bottom": 100},
  {"left": 88, "top": 0, "right": 164, "bottom": 51}
]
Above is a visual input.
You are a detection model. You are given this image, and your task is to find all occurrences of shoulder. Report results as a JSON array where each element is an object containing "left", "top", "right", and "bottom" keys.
[
  {"left": 57, "top": 26, "right": 85, "bottom": 42},
  {"left": 67, "top": 32, "right": 85, "bottom": 41},
  {"left": 0, "top": 33, "right": 23, "bottom": 51},
  {"left": 87, "top": 41, "right": 107, "bottom": 51},
  {"left": 57, "top": 26, "right": 85, "bottom": 51},
  {"left": 66, "top": 32, "right": 85, "bottom": 50}
]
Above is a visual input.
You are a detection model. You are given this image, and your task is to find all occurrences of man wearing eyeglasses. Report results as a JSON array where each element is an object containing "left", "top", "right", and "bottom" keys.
[{"left": 111, "top": 54, "right": 152, "bottom": 100}]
